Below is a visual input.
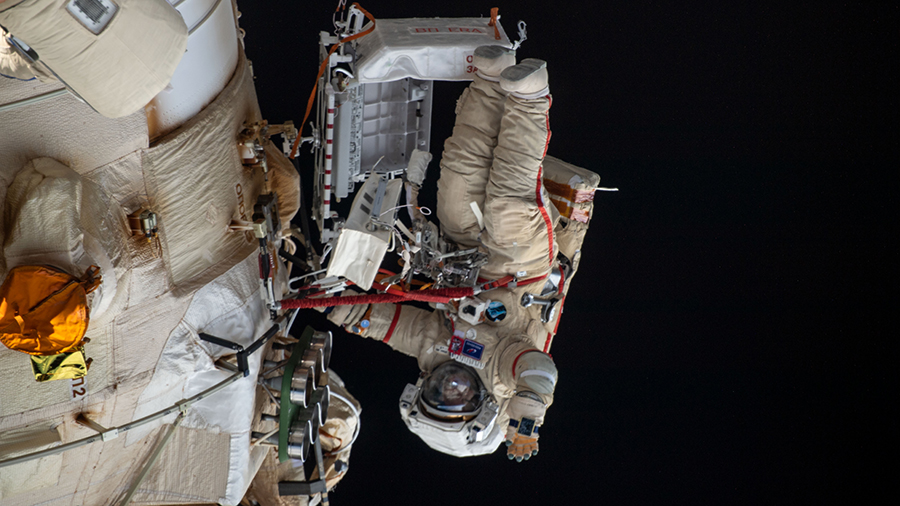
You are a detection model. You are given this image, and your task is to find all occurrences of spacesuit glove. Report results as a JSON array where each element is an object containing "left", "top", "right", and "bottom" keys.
[
  {"left": 505, "top": 425, "right": 539, "bottom": 462},
  {"left": 504, "top": 391, "right": 546, "bottom": 462}
]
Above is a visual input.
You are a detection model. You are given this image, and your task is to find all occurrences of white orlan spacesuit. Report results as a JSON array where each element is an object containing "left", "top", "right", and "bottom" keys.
[{"left": 330, "top": 46, "right": 601, "bottom": 461}]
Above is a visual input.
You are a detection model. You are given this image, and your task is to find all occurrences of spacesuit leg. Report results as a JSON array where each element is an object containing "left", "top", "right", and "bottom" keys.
[
  {"left": 480, "top": 90, "right": 557, "bottom": 279},
  {"left": 436, "top": 75, "right": 507, "bottom": 249}
]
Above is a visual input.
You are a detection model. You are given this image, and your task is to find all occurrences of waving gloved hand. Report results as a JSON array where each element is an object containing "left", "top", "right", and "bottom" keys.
[{"left": 504, "top": 391, "right": 546, "bottom": 462}]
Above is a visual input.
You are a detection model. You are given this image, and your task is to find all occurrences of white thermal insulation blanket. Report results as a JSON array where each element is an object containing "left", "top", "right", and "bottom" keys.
[
  {"left": 0, "top": 32, "right": 289, "bottom": 506},
  {"left": 3, "top": 158, "right": 128, "bottom": 318},
  {"left": 0, "top": 0, "right": 188, "bottom": 118},
  {"left": 355, "top": 17, "right": 511, "bottom": 83},
  {"left": 141, "top": 51, "right": 267, "bottom": 294}
]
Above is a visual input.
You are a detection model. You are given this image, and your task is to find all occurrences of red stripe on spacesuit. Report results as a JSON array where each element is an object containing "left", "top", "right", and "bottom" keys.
[
  {"left": 383, "top": 304, "right": 403, "bottom": 344},
  {"left": 536, "top": 166, "right": 554, "bottom": 264},
  {"left": 512, "top": 349, "right": 540, "bottom": 379},
  {"left": 536, "top": 95, "right": 554, "bottom": 264}
]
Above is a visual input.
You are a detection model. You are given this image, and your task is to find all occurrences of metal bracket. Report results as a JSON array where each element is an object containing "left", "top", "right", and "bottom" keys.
[
  {"left": 278, "top": 479, "right": 327, "bottom": 496},
  {"left": 198, "top": 315, "right": 288, "bottom": 376},
  {"left": 520, "top": 293, "right": 561, "bottom": 323},
  {"left": 75, "top": 414, "right": 119, "bottom": 442}
]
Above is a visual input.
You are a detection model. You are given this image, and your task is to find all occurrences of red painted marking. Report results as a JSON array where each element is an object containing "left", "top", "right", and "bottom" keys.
[
  {"left": 326, "top": 139, "right": 333, "bottom": 144},
  {"left": 324, "top": 185, "right": 331, "bottom": 190},
  {"left": 512, "top": 349, "right": 539, "bottom": 379},
  {"left": 324, "top": 200, "right": 331, "bottom": 204},
  {"left": 536, "top": 167, "right": 554, "bottom": 264},
  {"left": 325, "top": 154, "right": 332, "bottom": 159},
  {"left": 326, "top": 124, "right": 333, "bottom": 128},
  {"left": 327, "top": 108, "right": 335, "bottom": 113},
  {"left": 383, "top": 304, "right": 403, "bottom": 344}
]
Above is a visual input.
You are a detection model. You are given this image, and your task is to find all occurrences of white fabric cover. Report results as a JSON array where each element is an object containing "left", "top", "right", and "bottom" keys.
[
  {"left": 3, "top": 157, "right": 128, "bottom": 317},
  {"left": 141, "top": 51, "right": 265, "bottom": 293},
  {"left": 326, "top": 175, "right": 403, "bottom": 290},
  {"left": 125, "top": 252, "right": 281, "bottom": 504},
  {"left": 356, "top": 17, "right": 510, "bottom": 83},
  {"left": 0, "top": 423, "right": 62, "bottom": 501},
  {"left": 0, "top": 73, "right": 149, "bottom": 278}
]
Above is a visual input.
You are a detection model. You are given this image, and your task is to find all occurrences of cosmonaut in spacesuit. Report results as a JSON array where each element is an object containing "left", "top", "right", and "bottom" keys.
[{"left": 329, "top": 45, "right": 601, "bottom": 461}]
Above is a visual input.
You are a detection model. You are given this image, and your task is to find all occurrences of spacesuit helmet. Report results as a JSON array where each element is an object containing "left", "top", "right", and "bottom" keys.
[
  {"left": 420, "top": 361, "right": 483, "bottom": 418},
  {"left": 399, "top": 361, "right": 503, "bottom": 457}
]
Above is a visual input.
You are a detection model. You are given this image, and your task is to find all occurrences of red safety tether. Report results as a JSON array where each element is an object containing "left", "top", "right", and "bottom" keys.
[
  {"left": 281, "top": 293, "right": 406, "bottom": 309},
  {"left": 280, "top": 273, "right": 548, "bottom": 309}
]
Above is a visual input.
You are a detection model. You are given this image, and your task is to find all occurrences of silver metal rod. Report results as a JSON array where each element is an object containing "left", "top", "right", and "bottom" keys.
[
  {"left": 0, "top": 370, "right": 242, "bottom": 469},
  {"left": 314, "top": 435, "right": 330, "bottom": 505},
  {"left": 0, "top": 88, "right": 68, "bottom": 113},
  {"left": 117, "top": 412, "right": 185, "bottom": 506}
]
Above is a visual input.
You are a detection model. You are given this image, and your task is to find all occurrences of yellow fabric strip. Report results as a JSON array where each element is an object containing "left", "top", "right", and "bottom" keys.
[{"left": 30, "top": 350, "right": 87, "bottom": 382}]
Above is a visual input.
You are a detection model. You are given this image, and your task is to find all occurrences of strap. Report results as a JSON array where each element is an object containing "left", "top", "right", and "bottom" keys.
[
  {"left": 474, "top": 273, "right": 547, "bottom": 295},
  {"left": 79, "top": 265, "right": 102, "bottom": 294},
  {"left": 518, "top": 369, "right": 556, "bottom": 388},
  {"left": 487, "top": 7, "right": 501, "bottom": 40},
  {"left": 383, "top": 304, "right": 403, "bottom": 344}
]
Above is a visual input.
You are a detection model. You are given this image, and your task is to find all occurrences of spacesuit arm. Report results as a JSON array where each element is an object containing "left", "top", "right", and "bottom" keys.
[
  {"left": 404, "top": 149, "right": 432, "bottom": 223},
  {"left": 498, "top": 341, "right": 558, "bottom": 409},
  {"left": 496, "top": 340, "right": 558, "bottom": 461},
  {"left": 329, "top": 302, "right": 446, "bottom": 362}
]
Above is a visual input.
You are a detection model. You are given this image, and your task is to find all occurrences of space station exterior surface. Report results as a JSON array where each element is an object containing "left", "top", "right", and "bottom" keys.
[{"left": 0, "top": 1, "right": 303, "bottom": 504}]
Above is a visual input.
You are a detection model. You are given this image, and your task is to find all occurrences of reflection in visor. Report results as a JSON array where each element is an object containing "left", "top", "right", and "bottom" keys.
[{"left": 420, "top": 362, "right": 484, "bottom": 415}]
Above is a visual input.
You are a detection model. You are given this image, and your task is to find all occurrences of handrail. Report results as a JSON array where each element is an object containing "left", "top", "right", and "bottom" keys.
[{"left": 0, "top": 369, "right": 243, "bottom": 469}]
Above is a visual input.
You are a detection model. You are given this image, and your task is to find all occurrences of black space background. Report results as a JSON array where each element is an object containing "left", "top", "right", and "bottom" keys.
[{"left": 238, "top": 2, "right": 894, "bottom": 504}]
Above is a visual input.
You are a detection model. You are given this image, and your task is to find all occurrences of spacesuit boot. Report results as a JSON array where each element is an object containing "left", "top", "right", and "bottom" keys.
[
  {"left": 500, "top": 59, "right": 550, "bottom": 99},
  {"left": 436, "top": 49, "right": 512, "bottom": 250},
  {"left": 473, "top": 45, "right": 516, "bottom": 81}
]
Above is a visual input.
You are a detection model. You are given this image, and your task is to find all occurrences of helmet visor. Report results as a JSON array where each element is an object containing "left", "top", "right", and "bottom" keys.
[{"left": 420, "top": 362, "right": 484, "bottom": 418}]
